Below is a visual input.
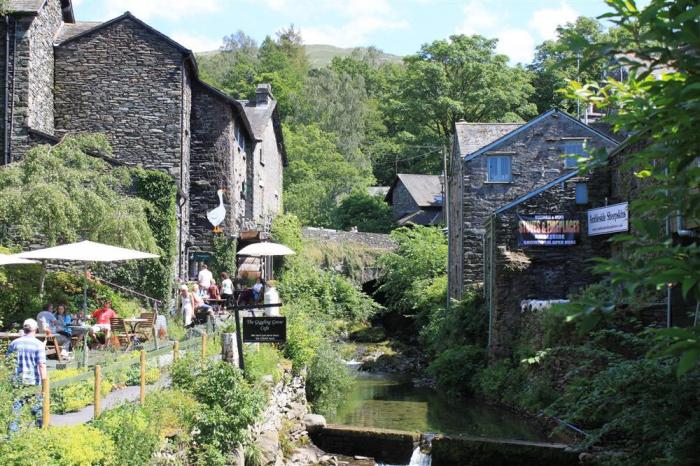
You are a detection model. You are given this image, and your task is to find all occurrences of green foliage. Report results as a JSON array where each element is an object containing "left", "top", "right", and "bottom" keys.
[
  {"left": 92, "top": 403, "right": 160, "bottom": 466},
  {"left": 281, "top": 300, "right": 325, "bottom": 372},
  {"left": 270, "top": 212, "right": 303, "bottom": 254},
  {"left": 244, "top": 344, "right": 283, "bottom": 385},
  {"left": 0, "top": 424, "right": 116, "bottom": 466},
  {"left": 305, "top": 344, "right": 353, "bottom": 417},
  {"left": 143, "top": 389, "right": 201, "bottom": 440},
  {"left": 210, "top": 236, "right": 237, "bottom": 279},
  {"left": 427, "top": 345, "right": 485, "bottom": 396},
  {"left": 378, "top": 226, "right": 448, "bottom": 313},
  {"left": 51, "top": 368, "right": 113, "bottom": 414},
  {"left": 0, "top": 357, "right": 24, "bottom": 438},
  {"left": 332, "top": 190, "right": 395, "bottom": 233}
]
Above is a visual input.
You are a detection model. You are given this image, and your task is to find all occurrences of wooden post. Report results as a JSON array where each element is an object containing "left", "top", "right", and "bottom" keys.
[
  {"left": 41, "top": 378, "right": 50, "bottom": 429},
  {"left": 173, "top": 340, "right": 179, "bottom": 362},
  {"left": 94, "top": 365, "right": 102, "bottom": 418},
  {"left": 139, "top": 350, "right": 146, "bottom": 406},
  {"left": 221, "top": 332, "right": 238, "bottom": 366},
  {"left": 234, "top": 306, "right": 245, "bottom": 371},
  {"left": 201, "top": 333, "right": 207, "bottom": 366}
]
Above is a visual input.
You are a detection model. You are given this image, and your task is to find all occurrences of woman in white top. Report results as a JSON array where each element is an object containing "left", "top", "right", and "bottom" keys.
[
  {"left": 179, "top": 285, "right": 194, "bottom": 327},
  {"left": 220, "top": 272, "right": 234, "bottom": 308}
]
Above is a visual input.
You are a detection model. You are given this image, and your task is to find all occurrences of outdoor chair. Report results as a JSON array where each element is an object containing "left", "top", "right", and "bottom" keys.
[
  {"left": 136, "top": 311, "right": 156, "bottom": 342},
  {"left": 109, "top": 317, "right": 137, "bottom": 350}
]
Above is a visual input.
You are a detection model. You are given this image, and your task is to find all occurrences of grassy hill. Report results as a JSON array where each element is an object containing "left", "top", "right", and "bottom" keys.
[
  {"left": 304, "top": 44, "right": 402, "bottom": 68},
  {"left": 196, "top": 44, "right": 402, "bottom": 68}
]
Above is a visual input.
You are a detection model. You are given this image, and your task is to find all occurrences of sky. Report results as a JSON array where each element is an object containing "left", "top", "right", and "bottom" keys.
[{"left": 70, "top": 0, "right": 626, "bottom": 64}]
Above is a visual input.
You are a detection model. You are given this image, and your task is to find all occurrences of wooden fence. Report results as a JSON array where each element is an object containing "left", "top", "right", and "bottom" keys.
[{"left": 27, "top": 331, "right": 211, "bottom": 428}]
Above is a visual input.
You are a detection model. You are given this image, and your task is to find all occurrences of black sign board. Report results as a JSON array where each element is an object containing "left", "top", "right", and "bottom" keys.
[
  {"left": 242, "top": 317, "right": 286, "bottom": 343},
  {"left": 517, "top": 214, "right": 579, "bottom": 247}
]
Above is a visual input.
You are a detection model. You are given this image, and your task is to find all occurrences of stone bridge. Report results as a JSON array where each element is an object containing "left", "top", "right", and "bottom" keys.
[{"left": 301, "top": 227, "right": 396, "bottom": 284}]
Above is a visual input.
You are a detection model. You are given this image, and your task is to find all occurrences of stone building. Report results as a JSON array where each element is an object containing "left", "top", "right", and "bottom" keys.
[
  {"left": 482, "top": 168, "right": 611, "bottom": 358},
  {"left": 0, "top": 1, "right": 286, "bottom": 279},
  {"left": 385, "top": 174, "right": 444, "bottom": 226},
  {"left": 447, "top": 109, "right": 618, "bottom": 300}
]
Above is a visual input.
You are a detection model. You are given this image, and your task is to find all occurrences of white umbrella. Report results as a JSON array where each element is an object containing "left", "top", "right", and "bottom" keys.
[
  {"left": 236, "top": 242, "right": 296, "bottom": 257},
  {"left": 16, "top": 240, "right": 159, "bottom": 262},
  {"left": 0, "top": 254, "right": 39, "bottom": 266}
]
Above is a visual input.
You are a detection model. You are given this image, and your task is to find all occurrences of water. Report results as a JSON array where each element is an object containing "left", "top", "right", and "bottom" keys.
[
  {"left": 328, "top": 374, "right": 547, "bottom": 441},
  {"left": 379, "top": 447, "right": 432, "bottom": 466}
]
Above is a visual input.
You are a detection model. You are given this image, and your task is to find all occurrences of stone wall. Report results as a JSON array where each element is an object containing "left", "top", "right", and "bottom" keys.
[
  {"left": 487, "top": 169, "right": 611, "bottom": 358},
  {"left": 189, "top": 84, "right": 239, "bottom": 253},
  {"left": 390, "top": 182, "right": 420, "bottom": 218},
  {"left": 309, "top": 425, "right": 419, "bottom": 464},
  {"left": 54, "top": 17, "right": 188, "bottom": 181},
  {"left": 448, "top": 142, "right": 464, "bottom": 299},
  {"left": 301, "top": 227, "right": 396, "bottom": 251},
  {"left": 255, "top": 120, "right": 283, "bottom": 229},
  {"left": 460, "top": 113, "right": 617, "bottom": 287}
]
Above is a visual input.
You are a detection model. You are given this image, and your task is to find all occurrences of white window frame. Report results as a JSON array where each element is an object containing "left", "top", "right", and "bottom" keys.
[
  {"left": 485, "top": 155, "right": 512, "bottom": 183},
  {"left": 564, "top": 139, "right": 589, "bottom": 169}
]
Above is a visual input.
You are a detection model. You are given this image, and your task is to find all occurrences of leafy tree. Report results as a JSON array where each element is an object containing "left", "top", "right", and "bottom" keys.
[
  {"left": 332, "top": 191, "right": 395, "bottom": 233},
  {"left": 198, "top": 31, "right": 259, "bottom": 99},
  {"left": 283, "top": 124, "right": 372, "bottom": 226}
]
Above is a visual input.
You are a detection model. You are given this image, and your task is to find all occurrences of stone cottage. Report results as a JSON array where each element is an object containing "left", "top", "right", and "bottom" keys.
[
  {"left": 385, "top": 174, "right": 444, "bottom": 226},
  {"left": 482, "top": 168, "right": 611, "bottom": 358},
  {"left": 0, "top": 1, "right": 286, "bottom": 279},
  {"left": 447, "top": 109, "right": 619, "bottom": 300}
]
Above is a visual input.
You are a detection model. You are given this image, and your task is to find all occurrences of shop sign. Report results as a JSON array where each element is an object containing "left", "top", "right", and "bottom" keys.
[
  {"left": 587, "top": 202, "right": 629, "bottom": 236},
  {"left": 242, "top": 316, "right": 286, "bottom": 343},
  {"left": 517, "top": 214, "right": 579, "bottom": 246}
]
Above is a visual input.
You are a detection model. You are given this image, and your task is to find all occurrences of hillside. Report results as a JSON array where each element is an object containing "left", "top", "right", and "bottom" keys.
[{"left": 196, "top": 44, "right": 402, "bottom": 68}]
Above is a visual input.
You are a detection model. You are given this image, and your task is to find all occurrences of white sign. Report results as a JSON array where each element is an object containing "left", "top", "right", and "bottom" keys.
[{"left": 587, "top": 202, "right": 629, "bottom": 236}]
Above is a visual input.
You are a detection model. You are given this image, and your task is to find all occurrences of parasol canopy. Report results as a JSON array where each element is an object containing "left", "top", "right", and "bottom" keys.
[
  {"left": 16, "top": 240, "right": 159, "bottom": 262},
  {"left": 0, "top": 254, "right": 39, "bottom": 266},
  {"left": 237, "top": 242, "right": 295, "bottom": 257}
]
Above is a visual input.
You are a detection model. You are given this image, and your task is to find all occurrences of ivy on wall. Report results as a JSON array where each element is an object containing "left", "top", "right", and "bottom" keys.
[{"left": 210, "top": 236, "right": 237, "bottom": 279}]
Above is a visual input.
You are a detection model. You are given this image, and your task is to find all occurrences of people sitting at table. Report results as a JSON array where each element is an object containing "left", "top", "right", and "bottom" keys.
[
  {"left": 191, "top": 284, "right": 214, "bottom": 326},
  {"left": 198, "top": 264, "right": 213, "bottom": 289},
  {"left": 208, "top": 278, "right": 221, "bottom": 300},
  {"left": 252, "top": 278, "right": 264, "bottom": 303},
  {"left": 89, "top": 300, "right": 117, "bottom": 345},
  {"left": 36, "top": 304, "right": 71, "bottom": 355},
  {"left": 54, "top": 304, "right": 73, "bottom": 338},
  {"left": 194, "top": 282, "right": 208, "bottom": 299}
]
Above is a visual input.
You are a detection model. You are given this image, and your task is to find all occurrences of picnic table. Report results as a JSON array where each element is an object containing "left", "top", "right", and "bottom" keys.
[{"left": 0, "top": 332, "right": 63, "bottom": 363}]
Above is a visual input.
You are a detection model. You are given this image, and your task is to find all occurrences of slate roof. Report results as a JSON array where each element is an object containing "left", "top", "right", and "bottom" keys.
[
  {"left": 239, "top": 100, "right": 277, "bottom": 141},
  {"left": 55, "top": 21, "right": 103, "bottom": 43},
  {"left": 455, "top": 122, "right": 523, "bottom": 156},
  {"left": 8, "top": 0, "right": 75, "bottom": 22},
  {"left": 386, "top": 174, "right": 443, "bottom": 208}
]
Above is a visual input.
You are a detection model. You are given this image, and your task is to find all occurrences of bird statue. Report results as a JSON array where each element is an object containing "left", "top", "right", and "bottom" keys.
[{"left": 207, "top": 189, "right": 227, "bottom": 233}]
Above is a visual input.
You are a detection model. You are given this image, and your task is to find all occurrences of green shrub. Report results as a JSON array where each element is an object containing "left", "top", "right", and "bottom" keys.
[
  {"left": 306, "top": 344, "right": 352, "bottom": 417},
  {"left": 332, "top": 190, "right": 395, "bottom": 233},
  {"left": 427, "top": 345, "right": 485, "bottom": 396},
  {"left": 51, "top": 368, "right": 113, "bottom": 414},
  {"left": 92, "top": 403, "right": 160, "bottom": 466},
  {"left": 143, "top": 389, "right": 201, "bottom": 440},
  {"left": 170, "top": 352, "right": 198, "bottom": 389},
  {"left": 244, "top": 441, "right": 265, "bottom": 466},
  {"left": 282, "top": 300, "right": 325, "bottom": 372},
  {"left": 0, "top": 424, "right": 116, "bottom": 466},
  {"left": 244, "top": 345, "right": 283, "bottom": 385}
]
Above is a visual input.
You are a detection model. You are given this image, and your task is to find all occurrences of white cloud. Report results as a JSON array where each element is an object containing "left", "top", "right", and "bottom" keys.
[
  {"left": 529, "top": 2, "right": 579, "bottom": 41},
  {"left": 495, "top": 28, "right": 535, "bottom": 64},
  {"left": 170, "top": 32, "right": 222, "bottom": 52},
  {"left": 104, "top": 0, "right": 223, "bottom": 21},
  {"left": 302, "top": 17, "right": 409, "bottom": 47},
  {"left": 456, "top": 0, "right": 498, "bottom": 35}
]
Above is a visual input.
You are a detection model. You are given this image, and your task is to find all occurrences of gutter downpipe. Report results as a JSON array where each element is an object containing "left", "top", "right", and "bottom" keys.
[
  {"left": 664, "top": 167, "right": 671, "bottom": 328},
  {"left": 4, "top": 16, "right": 9, "bottom": 165}
]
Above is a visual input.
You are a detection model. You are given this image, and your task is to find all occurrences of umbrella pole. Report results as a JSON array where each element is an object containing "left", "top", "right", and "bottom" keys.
[
  {"left": 39, "top": 260, "right": 46, "bottom": 299},
  {"left": 83, "top": 263, "right": 88, "bottom": 314}
]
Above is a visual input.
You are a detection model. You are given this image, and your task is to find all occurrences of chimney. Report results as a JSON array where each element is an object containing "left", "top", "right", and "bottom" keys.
[{"left": 256, "top": 83, "right": 272, "bottom": 107}]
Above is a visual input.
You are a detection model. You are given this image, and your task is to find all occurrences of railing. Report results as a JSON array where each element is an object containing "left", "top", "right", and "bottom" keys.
[
  {"left": 20, "top": 331, "right": 212, "bottom": 429},
  {"left": 93, "top": 275, "right": 163, "bottom": 311}
]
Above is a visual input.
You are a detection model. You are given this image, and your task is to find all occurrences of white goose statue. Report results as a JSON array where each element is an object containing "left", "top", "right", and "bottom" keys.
[{"left": 207, "top": 189, "right": 227, "bottom": 233}]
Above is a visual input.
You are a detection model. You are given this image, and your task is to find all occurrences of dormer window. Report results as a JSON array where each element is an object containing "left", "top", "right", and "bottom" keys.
[
  {"left": 486, "top": 155, "right": 512, "bottom": 183},
  {"left": 564, "top": 139, "right": 589, "bottom": 168}
]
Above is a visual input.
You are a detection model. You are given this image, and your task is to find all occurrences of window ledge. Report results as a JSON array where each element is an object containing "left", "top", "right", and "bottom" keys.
[{"left": 484, "top": 180, "right": 513, "bottom": 184}]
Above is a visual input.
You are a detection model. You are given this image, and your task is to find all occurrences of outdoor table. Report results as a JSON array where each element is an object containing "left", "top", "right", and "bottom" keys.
[
  {"left": 122, "top": 318, "right": 148, "bottom": 334},
  {"left": 66, "top": 324, "right": 89, "bottom": 352},
  {"left": 0, "top": 332, "right": 63, "bottom": 363}
]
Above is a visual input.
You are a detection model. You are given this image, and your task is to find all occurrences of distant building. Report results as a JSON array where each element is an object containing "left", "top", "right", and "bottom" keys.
[
  {"left": 386, "top": 174, "right": 444, "bottom": 226},
  {"left": 0, "top": 1, "right": 286, "bottom": 279},
  {"left": 447, "top": 109, "right": 618, "bottom": 299}
]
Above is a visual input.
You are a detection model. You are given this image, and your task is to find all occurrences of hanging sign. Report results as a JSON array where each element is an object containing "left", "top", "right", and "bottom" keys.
[
  {"left": 517, "top": 214, "right": 579, "bottom": 246},
  {"left": 242, "top": 316, "right": 286, "bottom": 343},
  {"left": 587, "top": 202, "right": 629, "bottom": 236}
]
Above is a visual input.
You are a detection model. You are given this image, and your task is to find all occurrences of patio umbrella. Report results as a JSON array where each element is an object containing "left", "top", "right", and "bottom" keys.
[
  {"left": 17, "top": 240, "right": 159, "bottom": 312},
  {"left": 236, "top": 242, "right": 295, "bottom": 257},
  {"left": 0, "top": 254, "right": 39, "bottom": 266}
]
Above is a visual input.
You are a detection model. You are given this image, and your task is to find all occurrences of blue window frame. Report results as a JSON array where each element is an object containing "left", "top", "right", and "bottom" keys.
[
  {"left": 486, "top": 156, "right": 512, "bottom": 182},
  {"left": 564, "top": 140, "right": 589, "bottom": 168},
  {"left": 575, "top": 182, "right": 589, "bottom": 204}
]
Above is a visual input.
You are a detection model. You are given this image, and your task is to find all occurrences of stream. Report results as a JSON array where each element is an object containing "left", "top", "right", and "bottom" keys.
[{"left": 327, "top": 373, "right": 549, "bottom": 465}]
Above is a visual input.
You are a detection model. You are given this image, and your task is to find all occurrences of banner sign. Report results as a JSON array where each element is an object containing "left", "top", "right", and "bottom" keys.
[
  {"left": 517, "top": 214, "right": 579, "bottom": 247},
  {"left": 587, "top": 202, "right": 629, "bottom": 236},
  {"left": 242, "top": 317, "right": 286, "bottom": 343}
]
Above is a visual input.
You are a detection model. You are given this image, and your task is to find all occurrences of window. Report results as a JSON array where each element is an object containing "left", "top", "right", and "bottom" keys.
[
  {"left": 235, "top": 126, "right": 246, "bottom": 152},
  {"left": 575, "top": 182, "right": 588, "bottom": 204},
  {"left": 486, "top": 156, "right": 512, "bottom": 182},
  {"left": 564, "top": 140, "right": 589, "bottom": 168}
]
